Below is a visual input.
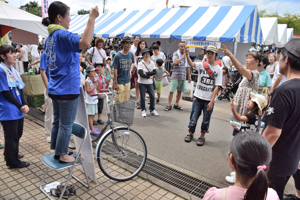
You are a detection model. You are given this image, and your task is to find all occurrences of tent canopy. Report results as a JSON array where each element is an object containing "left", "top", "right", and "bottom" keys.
[
  {"left": 287, "top": 28, "right": 294, "bottom": 41},
  {"left": 0, "top": 1, "right": 47, "bottom": 37},
  {"left": 277, "top": 24, "right": 287, "bottom": 44},
  {"left": 260, "top": 17, "right": 278, "bottom": 45},
  {"left": 69, "top": 5, "right": 262, "bottom": 44}
]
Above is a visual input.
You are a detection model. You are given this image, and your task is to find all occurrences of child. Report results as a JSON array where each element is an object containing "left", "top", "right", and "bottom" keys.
[
  {"left": 226, "top": 92, "right": 268, "bottom": 184},
  {"left": 105, "top": 57, "right": 113, "bottom": 89},
  {"left": 85, "top": 66, "right": 100, "bottom": 135},
  {"left": 154, "top": 59, "right": 169, "bottom": 103},
  {"left": 203, "top": 132, "right": 279, "bottom": 200},
  {"left": 94, "top": 62, "right": 106, "bottom": 125}
]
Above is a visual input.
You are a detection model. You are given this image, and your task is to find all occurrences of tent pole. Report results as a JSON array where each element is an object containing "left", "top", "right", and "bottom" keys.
[
  {"left": 166, "top": 38, "right": 172, "bottom": 71},
  {"left": 233, "top": 40, "right": 237, "bottom": 57}
]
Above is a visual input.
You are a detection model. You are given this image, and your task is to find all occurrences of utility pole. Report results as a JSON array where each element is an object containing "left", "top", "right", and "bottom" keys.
[{"left": 103, "top": 0, "right": 106, "bottom": 13}]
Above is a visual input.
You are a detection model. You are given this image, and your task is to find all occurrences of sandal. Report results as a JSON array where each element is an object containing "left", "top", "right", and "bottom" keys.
[
  {"left": 54, "top": 151, "right": 74, "bottom": 160},
  {"left": 57, "top": 185, "right": 76, "bottom": 196},
  {"left": 50, "top": 188, "right": 70, "bottom": 199},
  {"left": 136, "top": 102, "right": 141, "bottom": 109},
  {"left": 173, "top": 104, "right": 183, "bottom": 110},
  {"left": 196, "top": 137, "right": 205, "bottom": 146},
  {"left": 164, "top": 105, "right": 172, "bottom": 111},
  {"left": 184, "top": 134, "right": 194, "bottom": 143}
]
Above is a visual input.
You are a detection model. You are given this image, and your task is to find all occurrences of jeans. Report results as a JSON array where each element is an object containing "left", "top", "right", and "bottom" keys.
[
  {"left": 188, "top": 97, "right": 214, "bottom": 133},
  {"left": 1, "top": 118, "right": 24, "bottom": 167},
  {"left": 139, "top": 83, "right": 155, "bottom": 112},
  {"left": 51, "top": 97, "right": 79, "bottom": 155}
]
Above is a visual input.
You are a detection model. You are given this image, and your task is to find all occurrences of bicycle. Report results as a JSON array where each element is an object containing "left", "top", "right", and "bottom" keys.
[{"left": 91, "top": 87, "right": 147, "bottom": 181}]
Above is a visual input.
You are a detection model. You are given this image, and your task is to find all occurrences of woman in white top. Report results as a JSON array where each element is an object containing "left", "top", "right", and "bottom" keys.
[
  {"left": 265, "top": 53, "right": 276, "bottom": 78},
  {"left": 150, "top": 44, "right": 166, "bottom": 64},
  {"left": 131, "top": 40, "right": 148, "bottom": 109},
  {"left": 137, "top": 48, "right": 159, "bottom": 118},
  {"left": 84, "top": 38, "right": 106, "bottom": 67}
]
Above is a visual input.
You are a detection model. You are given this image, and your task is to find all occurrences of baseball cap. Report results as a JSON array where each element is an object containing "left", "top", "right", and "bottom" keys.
[
  {"left": 106, "top": 57, "right": 111, "bottom": 61},
  {"left": 250, "top": 92, "right": 268, "bottom": 115},
  {"left": 206, "top": 45, "right": 218, "bottom": 54},
  {"left": 284, "top": 37, "right": 300, "bottom": 59},
  {"left": 86, "top": 66, "right": 96, "bottom": 73}
]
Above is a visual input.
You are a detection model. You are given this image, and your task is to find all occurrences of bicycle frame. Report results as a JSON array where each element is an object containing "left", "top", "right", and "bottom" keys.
[{"left": 93, "top": 88, "right": 130, "bottom": 157}]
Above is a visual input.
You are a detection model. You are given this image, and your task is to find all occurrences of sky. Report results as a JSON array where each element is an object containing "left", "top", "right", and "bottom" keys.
[{"left": 8, "top": 0, "right": 300, "bottom": 16}]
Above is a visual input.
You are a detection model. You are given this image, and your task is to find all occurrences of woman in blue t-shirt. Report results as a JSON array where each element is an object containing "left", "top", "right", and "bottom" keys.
[
  {"left": 42, "top": 1, "right": 99, "bottom": 163},
  {"left": 0, "top": 45, "right": 30, "bottom": 169}
]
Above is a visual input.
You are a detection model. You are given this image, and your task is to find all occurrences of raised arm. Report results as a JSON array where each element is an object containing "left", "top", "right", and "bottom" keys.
[
  {"left": 185, "top": 47, "right": 195, "bottom": 68},
  {"left": 79, "top": 6, "right": 99, "bottom": 50},
  {"left": 220, "top": 44, "right": 253, "bottom": 81}
]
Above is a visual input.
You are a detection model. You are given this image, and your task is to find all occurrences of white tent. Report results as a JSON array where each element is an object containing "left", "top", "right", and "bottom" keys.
[
  {"left": 260, "top": 17, "right": 278, "bottom": 45},
  {"left": 277, "top": 24, "right": 287, "bottom": 44},
  {"left": 287, "top": 28, "right": 294, "bottom": 41},
  {"left": 0, "top": 1, "right": 47, "bottom": 37}
]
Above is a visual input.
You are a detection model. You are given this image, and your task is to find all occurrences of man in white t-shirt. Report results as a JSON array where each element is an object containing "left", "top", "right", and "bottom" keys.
[
  {"left": 84, "top": 38, "right": 106, "bottom": 67},
  {"left": 270, "top": 46, "right": 287, "bottom": 93},
  {"left": 16, "top": 44, "right": 29, "bottom": 72},
  {"left": 130, "top": 35, "right": 140, "bottom": 55},
  {"left": 184, "top": 45, "right": 222, "bottom": 146}
]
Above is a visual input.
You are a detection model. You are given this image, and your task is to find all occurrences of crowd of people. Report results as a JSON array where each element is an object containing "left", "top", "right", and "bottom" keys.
[{"left": 0, "top": 1, "right": 299, "bottom": 200}]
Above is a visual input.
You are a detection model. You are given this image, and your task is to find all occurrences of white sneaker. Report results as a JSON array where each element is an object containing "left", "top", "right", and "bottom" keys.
[
  {"left": 150, "top": 110, "right": 159, "bottom": 116},
  {"left": 230, "top": 171, "right": 236, "bottom": 176},
  {"left": 225, "top": 174, "right": 236, "bottom": 184},
  {"left": 141, "top": 110, "right": 147, "bottom": 117}
]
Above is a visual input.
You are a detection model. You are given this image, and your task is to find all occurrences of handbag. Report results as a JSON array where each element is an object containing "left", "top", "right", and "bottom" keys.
[
  {"left": 162, "top": 73, "right": 169, "bottom": 87},
  {"left": 142, "top": 62, "right": 156, "bottom": 90}
]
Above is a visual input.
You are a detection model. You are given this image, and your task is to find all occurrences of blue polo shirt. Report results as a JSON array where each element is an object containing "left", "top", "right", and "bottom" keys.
[
  {"left": 258, "top": 69, "right": 272, "bottom": 94},
  {"left": 112, "top": 51, "right": 134, "bottom": 84},
  {"left": 39, "top": 52, "right": 49, "bottom": 81},
  {"left": 45, "top": 30, "right": 81, "bottom": 95},
  {"left": 0, "top": 68, "right": 24, "bottom": 121}
]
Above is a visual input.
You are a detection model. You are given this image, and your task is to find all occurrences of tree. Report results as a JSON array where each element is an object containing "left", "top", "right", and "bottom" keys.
[
  {"left": 259, "top": 9, "right": 300, "bottom": 33},
  {"left": 78, "top": 9, "right": 90, "bottom": 15},
  {"left": 24, "top": 1, "right": 42, "bottom": 17}
]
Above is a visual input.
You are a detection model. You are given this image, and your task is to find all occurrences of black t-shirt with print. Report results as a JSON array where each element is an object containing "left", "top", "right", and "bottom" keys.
[
  {"left": 239, "top": 114, "right": 259, "bottom": 133},
  {"left": 263, "top": 79, "right": 300, "bottom": 176}
]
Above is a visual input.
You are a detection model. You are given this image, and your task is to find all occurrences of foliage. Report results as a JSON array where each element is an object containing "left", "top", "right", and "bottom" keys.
[
  {"left": 24, "top": 1, "right": 42, "bottom": 17},
  {"left": 259, "top": 9, "right": 300, "bottom": 33},
  {"left": 78, "top": 9, "right": 90, "bottom": 15}
]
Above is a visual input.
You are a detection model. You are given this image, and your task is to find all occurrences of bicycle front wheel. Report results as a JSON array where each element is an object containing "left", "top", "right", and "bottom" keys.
[{"left": 96, "top": 127, "right": 147, "bottom": 181}]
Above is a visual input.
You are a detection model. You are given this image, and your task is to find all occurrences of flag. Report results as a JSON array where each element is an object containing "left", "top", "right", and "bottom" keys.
[{"left": 41, "top": 0, "right": 53, "bottom": 18}]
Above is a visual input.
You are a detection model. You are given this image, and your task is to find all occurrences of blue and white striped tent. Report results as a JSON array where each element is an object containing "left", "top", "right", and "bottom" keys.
[{"left": 69, "top": 5, "right": 262, "bottom": 44}]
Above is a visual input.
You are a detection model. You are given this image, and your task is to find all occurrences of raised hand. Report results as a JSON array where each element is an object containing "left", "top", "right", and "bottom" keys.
[
  {"left": 185, "top": 47, "right": 189, "bottom": 55},
  {"left": 219, "top": 44, "right": 233, "bottom": 57},
  {"left": 90, "top": 6, "right": 99, "bottom": 19}
]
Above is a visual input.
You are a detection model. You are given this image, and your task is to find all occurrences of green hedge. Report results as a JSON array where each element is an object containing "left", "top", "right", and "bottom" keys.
[{"left": 27, "top": 96, "right": 45, "bottom": 108}]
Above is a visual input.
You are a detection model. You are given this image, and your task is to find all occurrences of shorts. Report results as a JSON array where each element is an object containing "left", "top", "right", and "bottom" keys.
[
  {"left": 155, "top": 81, "right": 163, "bottom": 94},
  {"left": 98, "top": 98, "right": 104, "bottom": 114},
  {"left": 114, "top": 82, "right": 130, "bottom": 103},
  {"left": 86, "top": 104, "right": 98, "bottom": 115},
  {"left": 169, "top": 79, "right": 186, "bottom": 93}
]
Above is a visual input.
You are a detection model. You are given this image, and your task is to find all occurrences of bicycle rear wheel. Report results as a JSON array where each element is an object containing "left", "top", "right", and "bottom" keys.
[{"left": 96, "top": 127, "right": 147, "bottom": 181}]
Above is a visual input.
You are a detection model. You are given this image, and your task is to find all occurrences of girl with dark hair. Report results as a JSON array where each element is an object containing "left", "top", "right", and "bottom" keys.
[
  {"left": 258, "top": 55, "right": 272, "bottom": 94},
  {"left": 42, "top": 1, "right": 99, "bottom": 163},
  {"left": 203, "top": 132, "right": 279, "bottom": 200},
  {"left": 220, "top": 45, "right": 260, "bottom": 122},
  {"left": 0, "top": 45, "right": 30, "bottom": 168},
  {"left": 130, "top": 40, "right": 147, "bottom": 109}
]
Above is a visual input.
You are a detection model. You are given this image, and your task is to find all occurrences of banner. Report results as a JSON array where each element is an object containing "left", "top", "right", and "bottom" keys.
[
  {"left": 41, "top": 0, "right": 53, "bottom": 18},
  {"left": 184, "top": 41, "right": 221, "bottom": 49}
]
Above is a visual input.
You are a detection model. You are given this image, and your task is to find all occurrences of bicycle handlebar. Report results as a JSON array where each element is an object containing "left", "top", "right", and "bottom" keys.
[{"left": 91, "top": 86, "right": 114, "bottom": 103}]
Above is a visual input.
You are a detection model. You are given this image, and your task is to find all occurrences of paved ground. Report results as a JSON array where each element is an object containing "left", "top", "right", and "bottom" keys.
[{"left": 0, "top": 115, "right": 185, "bottom": 200}]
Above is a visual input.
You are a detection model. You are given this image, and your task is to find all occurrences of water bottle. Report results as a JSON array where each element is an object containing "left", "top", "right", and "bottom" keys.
[
  {"left": 32, "top": 68, "right": 35, "bottom": 75},
  {"left": 27, "top": 68, "right": 30, "bottom": 75}
]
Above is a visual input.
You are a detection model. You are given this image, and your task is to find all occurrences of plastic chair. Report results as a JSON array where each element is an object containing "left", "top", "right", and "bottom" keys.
[{"left": 40, "top": 123, "right": 90, "bottom": 200}]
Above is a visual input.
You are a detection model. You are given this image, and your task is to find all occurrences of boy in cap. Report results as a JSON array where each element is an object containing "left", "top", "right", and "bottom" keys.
[
  {"left": 184, "top": 45, "right": 222, "bottom": 146},
  {"left": 112, "top": 36, "right": 135, "bottom": 102},
  {"left": 262, "top": 37, "right": 300, "bottom": 200}
]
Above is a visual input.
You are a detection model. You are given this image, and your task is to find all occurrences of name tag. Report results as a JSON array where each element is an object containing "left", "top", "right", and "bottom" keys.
[{"left": 16, "top": 88, "right": 20, "bottom": 96}]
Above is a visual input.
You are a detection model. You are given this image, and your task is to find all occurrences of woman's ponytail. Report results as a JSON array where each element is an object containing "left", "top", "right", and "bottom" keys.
[
  {"left": 244, "top": 167, "right": 269, "bottom": 200},
  {"left": 42, "top": 17, "right": 51, "bottom": 27}
]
